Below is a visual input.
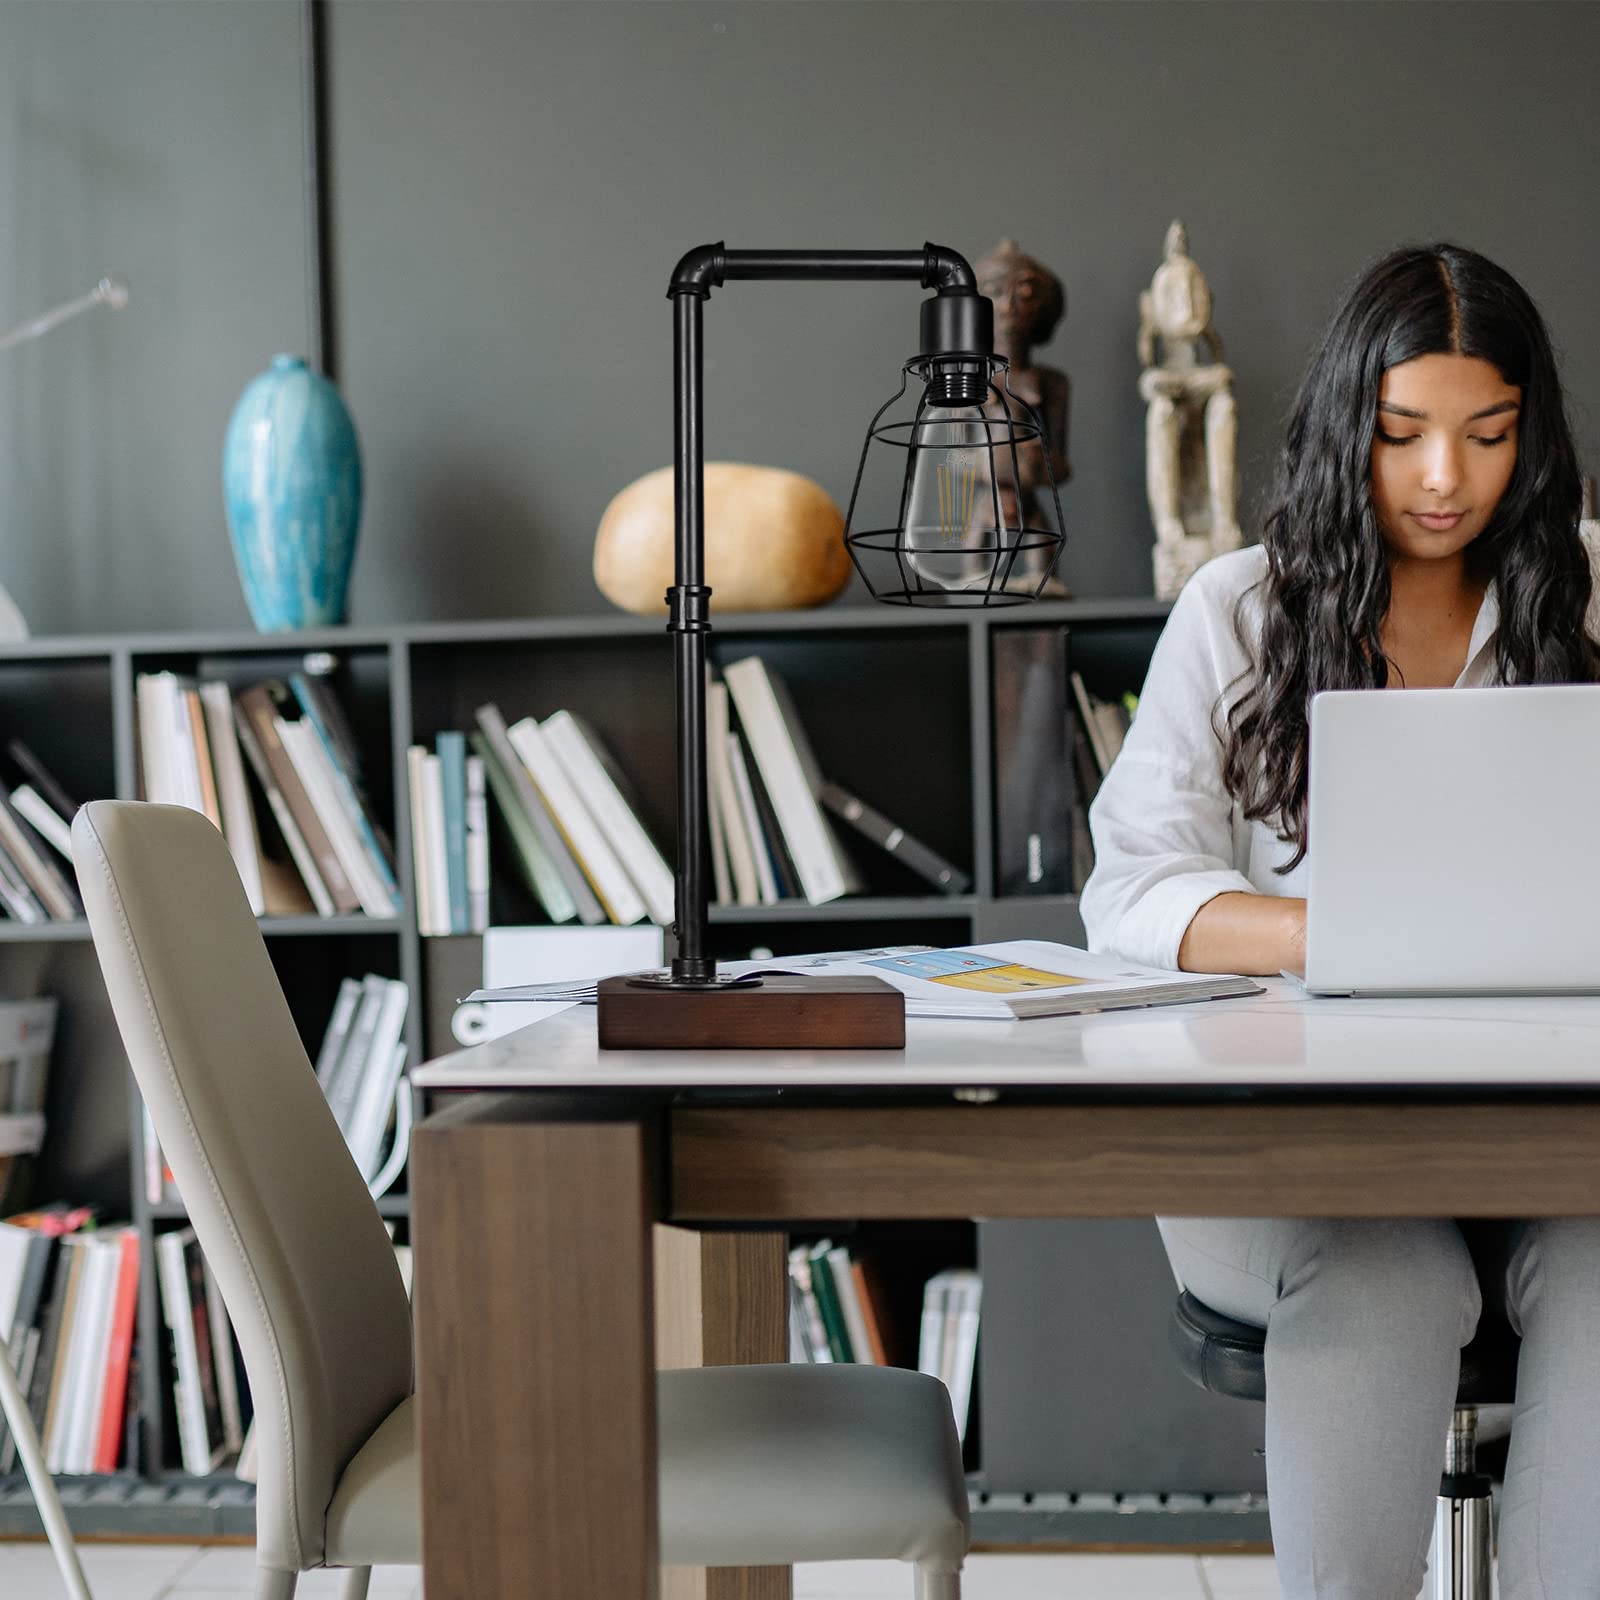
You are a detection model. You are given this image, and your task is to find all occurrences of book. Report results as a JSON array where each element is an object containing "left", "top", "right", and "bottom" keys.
[
  {"left": 803, "top": 1240, "right": 852, "bottom": 1362},
  {"left": 464, "top": 754, "right": 489, "bottom": 934},
  {"left": 437, "top": 730, "right": 471, "bottom": 935},
  {"left": 323, "top": 974, "right": 391, "bottom": 1136},
  {"left": 314, "top": 976, "right": 365, "bottom": 1090},
  {"left": 708, "top": 682, "right": 758, "bottom": 907},
  {"left": 919, "top": 1269, "right": 981, "bottom": 1441},
  {"left": 824, "top": 1244, "right": 878, "bottom": 1365},
  {"left": 156, "top": 1229, "right": 227, "bottom": 1476},
  {"left": 288, "top": 672, "right": 402, "bottom": 912},
  {"left": 198, "top": 682, "right": 266, "bottom": 914},
  {"left": 406, "top": 747, "right": 439, "bottom": 936},
  {"left": 473, "top": 704, "right": 603, "bottom": 925},
  {"left": 541, "top": 711, "right": 674, "bottom": 926},
  {"left": 506, "top": 716, "right": 647, "bottom": 926},
  {"left": 785, "top": 1246, "right": 833, "bottom": 1364},
  {"left": 1070, "top": 670, "right": 1112, "bottom": 779},
  {"left": 93, "top": 1228, "right": 139, "bottom": 1474},
  {"left": 0, "top": 774, "right": 80, "bottom": 918},
  {"left": 232, "top": 698, "right": 331, "bottom": 916},
  {"left": 422, "top": 751, "right": 451, "bottom": 934},
  {"left": 10, "top": 786, "right": 72, "bottom": 862},
  {"left": 470, "top": 939, "right": 1263, "bottom": 1020},
  {"left": 468, "top": 731, "right": 577, "bottom": 924},
  {"left": 344, "top": 981, "right": 410, "bottom": 1179},
  {"left": 818, "top": 781, "right": 970, "bottom": 895},
  {"left": 184, "top": 688, "right": 223, "bottom": 831},
  {"left": 722, "top": 656, "right": 857, "bottom": 905},
  {"left": 725, "top": 731, "right": 778, "bottom": 905},
  {"left": 992, "top": 627, "right": 1074, "bottom": 896},
  {"left": 202, "top": 1258, "right": 243, "bottom": 1455},
  {"left": 278, "top": 718, "right": 396, "bottom": 917},
  {"left": 6, "top": 741, "right": 77, "bottom": 827},
  {"left": 237, "top": 684, "right": 358, "bottom": 914}
]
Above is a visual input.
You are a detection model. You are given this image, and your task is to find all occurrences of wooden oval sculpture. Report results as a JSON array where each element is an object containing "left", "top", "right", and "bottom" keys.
[{"left": 594, "top": 462, "right": 852, "bottom": 615}]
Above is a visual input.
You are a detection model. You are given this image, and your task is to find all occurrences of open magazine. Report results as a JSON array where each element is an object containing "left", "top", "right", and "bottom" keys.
[{"left": 464, "top": 939, "right": 1263, "bottom": 1022}]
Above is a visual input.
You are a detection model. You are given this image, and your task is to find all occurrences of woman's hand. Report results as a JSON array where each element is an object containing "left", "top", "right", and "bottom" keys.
[{"left": 1178, "top": 892, "right": 1308, "bottom": 976}]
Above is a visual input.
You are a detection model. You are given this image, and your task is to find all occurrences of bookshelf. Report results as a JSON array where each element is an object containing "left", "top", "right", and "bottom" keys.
[{"left": 0, "top": 594, "right": 1170, "bottom": 1531}]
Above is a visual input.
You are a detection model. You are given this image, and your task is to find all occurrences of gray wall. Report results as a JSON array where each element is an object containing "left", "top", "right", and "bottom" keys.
[{"left": 3, "top": 0, "right": 1599, "bottom": 635}]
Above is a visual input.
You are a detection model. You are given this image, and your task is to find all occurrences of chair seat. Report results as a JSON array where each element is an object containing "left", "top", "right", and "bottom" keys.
[
  {"left": 325, "top": 1365, "right": 969, "bottom": 1573},
  {"left": 1170, "top": 1291, "right": 1521, "bottom": 1407}
]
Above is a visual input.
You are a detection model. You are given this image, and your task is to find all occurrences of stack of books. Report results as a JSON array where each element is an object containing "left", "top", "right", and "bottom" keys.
[
  {"left": 156, "top": 1226, "right": 243, "bottom": 1476},
  {"left": 313, "top": 975, "right": 412, "bottom": 1192},
  {"left": 135, "top": 669, "right": 401, "bottom": 920},
  {"left": 918, "top": 1268, "right": 982, "bottom": 1443},
  {"left": 710, "top": 656, "right": 969, "bottom": 908},
  {"left": 414, "top": 703, "right": 676, "bottom": 934},
  {"left": 787, "top": 1239, "right": 889, "bottom": 1366},
  {"left": 0, "top": 1207, "right": 139, "bottom": 1476},
  {"left": 1067, "top": 670, "right": 1139, "bottom": 891},
  {"left": 0, "top": 741, "right": 84, "bottom": 925}
]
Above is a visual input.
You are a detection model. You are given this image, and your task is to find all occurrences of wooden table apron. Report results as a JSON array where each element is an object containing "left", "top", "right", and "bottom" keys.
[{"left": 411, "top": 1086, "right": 1600, "bottom": 1600}]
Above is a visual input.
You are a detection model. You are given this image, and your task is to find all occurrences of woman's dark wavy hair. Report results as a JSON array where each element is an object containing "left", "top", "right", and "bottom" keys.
[{"left": 1221, "top": 242, "right": 1598, "bottom": 872}]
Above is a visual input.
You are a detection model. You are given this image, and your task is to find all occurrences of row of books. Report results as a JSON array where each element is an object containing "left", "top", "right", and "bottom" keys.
[
  {"left": 786, "top": 1239, "right": 889, "bottom": 1367},
  {"left": 136, "top": 669, "right": 402, "bottom": 920},
  {"left": 156, "top": 1225, "right": 243, "bottom": 1477},
  {"left": 0, "top": 740, "right": 85, "bottom": 923},
  {"left": 417, "top": 703, "right": 675, "bottom": 933},
  {"left": 313, "top": 975, "right": 411, "bottom": 1191},
  {"left": 711, "top": 657, "right": 968, "bottom": 909},
  {"left": 0, "top": 1208, "right": 138, "bottom": 1476},
  {"left": 788, "top": 1242, "right": 981, "bottom": 1442},
  {"left": 918, "top": 1268, "right": 982, "bottom": 1443}
]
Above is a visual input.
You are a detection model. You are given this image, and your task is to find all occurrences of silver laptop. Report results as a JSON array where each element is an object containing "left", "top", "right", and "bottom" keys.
[{"left": 1304, "top": 685, "right": 1600, "bottom": 997}]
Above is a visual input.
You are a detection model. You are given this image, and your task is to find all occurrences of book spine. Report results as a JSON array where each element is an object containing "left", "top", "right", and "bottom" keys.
[
  {"left": 437, "top": 731, "right": 471, "bottom": 935},
  {"left": 467, "top": 731, "right": 577, "bottom": 923},
  {"left": 279, "top": 720, "right": 394, "bottom": 917},
  {"left": 232, "top": 701, "right": 336, "bottom": 917},
  {"left": 785, "top": 1248, "right": 833, "bottom": 1364},
  {"left": 236, "top": 687, "right": 356, "bottom": 913},
  {"left": 726, "top": 733, "right": 778, "bottom": 905},
  {"left": 406, "top": 746, "right": 437, "bottom": 936},
  {"left": 723, "top": 658, "right": 846, "bottom": 904},
  {"left": 9, "top": 788, "right": 71, "bottom": 862},
  {"left": 993, "top": 627, "right": 1074, "bottom": 896},
  {"left": 288, "top": 674, "right": 402, "bottom": 909},
  {"left": 93, "top": 1230, "right": 139, "bottom": 1473},
  {"left": 184, "top": 688, "right": 223, "bottom": 831},
  {"left": 474, "top": 705, "right": 603, "bottom": 925},
  {"left": 199, "top": 682, "right": 265, "bottom": 914},
  {"left": 708, "top": 683, "right": 758, "bottom": 907},
  {"left": 818, "top": 782, "right": 971, "bottom": 895},
  {"left": 465, "top": 755, "right": 490, "bottom": 934},
  {"left": 805, "top": 1241, "right": 853, "bottom": 1362},
  {"left": 506, "top": 717, "right": 647, "bottom": 926}
]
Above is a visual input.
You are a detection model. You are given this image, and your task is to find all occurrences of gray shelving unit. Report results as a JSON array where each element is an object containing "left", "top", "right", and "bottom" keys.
[{"left": 0, "top": 594, "right": 1171, "bottom": 1533}]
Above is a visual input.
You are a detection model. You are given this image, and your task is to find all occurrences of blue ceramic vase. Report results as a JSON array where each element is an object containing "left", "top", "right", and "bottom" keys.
[{"left": 223, "top": 355, "right": 362, "bottom": 631}]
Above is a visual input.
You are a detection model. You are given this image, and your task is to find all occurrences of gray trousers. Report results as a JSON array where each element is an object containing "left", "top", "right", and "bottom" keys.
[{"left": 1158, "top": 1217, "right": 1600, "bottom": 1600}]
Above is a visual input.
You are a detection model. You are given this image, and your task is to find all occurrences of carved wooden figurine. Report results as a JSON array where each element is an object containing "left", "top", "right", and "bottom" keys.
[
  {"left": 975, "top": 239, "right": 1071, "bottom": 594},
  {"left": 1137, "top": 221, "right": 1241, "bottom": 599}
]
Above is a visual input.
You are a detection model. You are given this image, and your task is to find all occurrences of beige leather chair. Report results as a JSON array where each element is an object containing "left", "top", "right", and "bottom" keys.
[{"left": 73, "top": 800, "right": 968, "bottom": 1600}]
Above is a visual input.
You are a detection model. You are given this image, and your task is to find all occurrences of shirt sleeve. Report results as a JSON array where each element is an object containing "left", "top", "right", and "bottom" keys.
[{"left": 1078, "top": 563, "right": 1262, "bottom": 969}]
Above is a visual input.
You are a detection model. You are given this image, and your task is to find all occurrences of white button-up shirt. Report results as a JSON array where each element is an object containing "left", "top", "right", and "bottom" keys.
[{"left": 1080, "top": 532, "right": 1600, "bottom": 970}]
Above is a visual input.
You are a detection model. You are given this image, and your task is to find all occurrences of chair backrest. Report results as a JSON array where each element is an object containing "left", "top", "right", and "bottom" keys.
[{"left": 73, "top": 801, "right": 412, "bottom": 1572}]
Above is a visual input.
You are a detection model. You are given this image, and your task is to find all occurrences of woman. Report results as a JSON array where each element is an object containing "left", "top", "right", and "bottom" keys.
[{"left": 1081, "top": 243, "right": 1600, "bottom": 1600}]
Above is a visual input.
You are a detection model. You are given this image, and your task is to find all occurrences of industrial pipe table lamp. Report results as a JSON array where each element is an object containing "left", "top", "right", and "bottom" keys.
[{"left": 595, "top": 243, "right": 1065, "bottom": 1050}]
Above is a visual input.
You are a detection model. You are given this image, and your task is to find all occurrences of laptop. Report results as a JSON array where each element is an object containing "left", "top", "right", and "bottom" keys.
[{"left": 1303, "top": 684, "right": 1600, "bottom": 997}]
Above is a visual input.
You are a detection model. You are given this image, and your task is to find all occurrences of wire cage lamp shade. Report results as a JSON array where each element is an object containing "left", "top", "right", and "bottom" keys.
[{"left": 844, "top": 353, "right": 1066, "bottom": 608}]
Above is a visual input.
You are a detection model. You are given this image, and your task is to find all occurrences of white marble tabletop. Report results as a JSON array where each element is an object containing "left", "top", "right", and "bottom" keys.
[{"left": 412, "top": 978, "right": 1600, "bottom": 1093}]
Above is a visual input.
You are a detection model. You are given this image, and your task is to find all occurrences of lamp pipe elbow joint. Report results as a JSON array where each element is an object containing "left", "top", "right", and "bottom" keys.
[
  {"left": 922, "top": 244, "right": 978, "bottom": 294},
  {"left": 668, "top": 243, "right": 726, "bottom": 298}
]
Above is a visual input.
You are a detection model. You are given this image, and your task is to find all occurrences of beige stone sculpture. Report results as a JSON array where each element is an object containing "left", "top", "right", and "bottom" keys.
[
  {"left": 594, "top": 462, "right": 851, "bottom": 615},
  {"left": 1138, "top": 221, "right": 1241, "bottom": 599}
]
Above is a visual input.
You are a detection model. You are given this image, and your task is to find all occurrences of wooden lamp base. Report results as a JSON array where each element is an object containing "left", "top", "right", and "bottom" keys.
[{"left": 596, "top": 974, "right": 905, "bottom": 1051}]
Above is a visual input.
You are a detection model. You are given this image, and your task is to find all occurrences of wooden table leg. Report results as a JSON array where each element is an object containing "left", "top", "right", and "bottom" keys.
[
  {"left": 414, "top": 1106, "right": 658, "bottom": 1600},
  {"left": 656, "top": 1229, "right": 792, "bottom": 1600}
]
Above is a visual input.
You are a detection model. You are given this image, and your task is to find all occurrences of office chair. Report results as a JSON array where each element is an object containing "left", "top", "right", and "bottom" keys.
[
  {"left": 74, "top": 800, "right": 969, "bottom": 1600},
  {"left": 1171, "top": 1290, "right": 1517, "bottom": 1600}
]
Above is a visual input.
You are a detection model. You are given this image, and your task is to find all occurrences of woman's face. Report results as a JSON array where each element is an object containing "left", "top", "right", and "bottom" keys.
[{"left": 1370, "top": 352, "right": 1521, "bottom": 566}]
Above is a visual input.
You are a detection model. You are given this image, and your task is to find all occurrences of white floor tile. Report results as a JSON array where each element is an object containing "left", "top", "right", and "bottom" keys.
[
  {"left": 169, "top": 1546, "right": 416, "bottom": 1595},
  {"left": 1, "top": 1541, "right": 201, "bottom": 1599},
  {"left": 1200, "top": 1553, "right": 1282, "bottom": 1599},
  {"left": 795, "top": 1558, "right": 906, "bottom": 1597},
  {"left": 962, "top": 1553, "right": 1209, "bottom": 1600}
]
